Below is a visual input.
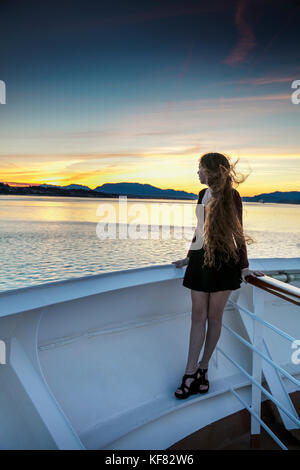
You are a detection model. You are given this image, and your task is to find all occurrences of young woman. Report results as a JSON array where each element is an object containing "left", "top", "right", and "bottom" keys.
[{"left": 172, "top": 152, "right": 264, "bottom": 399}]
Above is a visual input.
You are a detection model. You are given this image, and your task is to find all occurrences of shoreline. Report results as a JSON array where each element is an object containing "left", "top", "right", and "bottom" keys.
[{"left": 0, "top": 192, "right": 300, "bottom": 204}]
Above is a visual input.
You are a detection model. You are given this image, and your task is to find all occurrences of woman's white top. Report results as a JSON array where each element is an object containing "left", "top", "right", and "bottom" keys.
[
  {"left": 201, "top": 187, "right": 211, "bottom": 205},
  {"left": 192, "top": 187, "right": 211, "bottom": 251}
]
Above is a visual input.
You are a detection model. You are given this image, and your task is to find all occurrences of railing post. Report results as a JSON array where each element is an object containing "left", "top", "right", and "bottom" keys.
[{"left": 250, "top": 285, "right": 264, "bottom": 448}]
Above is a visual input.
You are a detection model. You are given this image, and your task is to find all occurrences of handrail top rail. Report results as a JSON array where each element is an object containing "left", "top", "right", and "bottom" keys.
[
  {"left": 0, "top": 260, "right": 299, "bottom": 317},
  {"left": 245, "top": 274, "right": 300, "bottom": 306}
]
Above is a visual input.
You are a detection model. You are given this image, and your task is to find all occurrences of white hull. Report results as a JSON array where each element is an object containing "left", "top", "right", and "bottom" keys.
[{"left": 0, "top": 258, "right": 299, "bottom": 450}]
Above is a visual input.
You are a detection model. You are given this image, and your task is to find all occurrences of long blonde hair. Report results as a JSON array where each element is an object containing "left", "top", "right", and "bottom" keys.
[{"left": 200, "top": 152, "right": 255, "bottom": 269}]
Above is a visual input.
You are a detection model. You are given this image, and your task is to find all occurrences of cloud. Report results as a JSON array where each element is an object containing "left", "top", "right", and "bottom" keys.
[
  {"left": 220, "top": 75, "right": 300, "bottom": 86},
  {"left": 224, "top": 0, "right": 256, "bottom": 65}
]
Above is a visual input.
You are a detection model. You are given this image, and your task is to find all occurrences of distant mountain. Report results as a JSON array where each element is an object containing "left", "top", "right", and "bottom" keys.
[
  {"left": 93, "top": 182, "right": 197, "bottom": 200},
  {"left": 40, "top": 183, "right": 60, "bottom": 189},
  {"left": 41, "top": 183, "right": 91, "bottom": 191},
  {"left": 1, "top": 182, "right": 299, "bottom": 203},
  {"left": 242, "top": 191, "right": 300, "bottom": 204},
  {"left": 0, "top": 182, "right": 116, "bottom": 198},
  {"left": 0, "top": 181, "right": 197, "bottom": 200},
  {"left": 62, "top": 184, "right": 91, "bottom": 191}
]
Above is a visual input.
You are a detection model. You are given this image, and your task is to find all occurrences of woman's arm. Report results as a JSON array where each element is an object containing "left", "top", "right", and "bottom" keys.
[{"left": 233, "top": 189, "right": 249, "bottom": 269}]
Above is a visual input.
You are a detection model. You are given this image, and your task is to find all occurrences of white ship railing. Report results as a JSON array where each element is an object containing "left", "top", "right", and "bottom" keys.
[
  {"left": 0, "top": 260, "right": 299, "bottom": 450},
  {"left": 217, "top": 274, "right": 300, "bottom": 450}
]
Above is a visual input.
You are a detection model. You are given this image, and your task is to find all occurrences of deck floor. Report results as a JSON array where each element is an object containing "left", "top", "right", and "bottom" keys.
[{"left": 168, "top": 391, "right": 300, "bottom": 450}]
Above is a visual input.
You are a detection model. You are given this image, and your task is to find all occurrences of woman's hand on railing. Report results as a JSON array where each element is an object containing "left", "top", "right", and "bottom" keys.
[
  {"left": 241, "top": 267, "right": 265, "bottom": 283},
  {"left": 172, "top": 257, "right": 190, "bottom": 268}
]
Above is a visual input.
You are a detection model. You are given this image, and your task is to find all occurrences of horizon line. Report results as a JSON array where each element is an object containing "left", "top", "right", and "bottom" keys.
[{"left": 1, "top": 181, "right": 299, "bottom": 198}]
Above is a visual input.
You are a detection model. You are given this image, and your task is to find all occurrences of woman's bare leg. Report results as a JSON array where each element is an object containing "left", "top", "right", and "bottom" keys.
[
  {"left": 198, "top": 289, "right": 231, "bottom": 390},
  {"left": 175, "top": 290, "right": 209, "bottom": 396}
]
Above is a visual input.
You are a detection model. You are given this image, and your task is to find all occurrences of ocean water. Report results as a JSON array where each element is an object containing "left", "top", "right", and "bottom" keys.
[{"left": 0, "top": 195, "right": 299, "bottom": 293}]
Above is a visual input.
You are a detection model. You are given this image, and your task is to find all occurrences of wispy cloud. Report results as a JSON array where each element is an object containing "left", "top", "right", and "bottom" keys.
[
  {"left": 224, "top": 0, "right": 256, "bottom": 65},
  {"left": 143, "top": 92, "right": 291, "bottom": 110},
  {"left": 215, "top": 93, "right": 290, "bottom": 102},
  {"left": 223, "top": 75, "right": 300, "bottom": 85}
]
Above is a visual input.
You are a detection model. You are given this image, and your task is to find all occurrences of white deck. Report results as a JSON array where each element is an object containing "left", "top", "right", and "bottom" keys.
[{"left": 0, "top": 258, "right": 299, "bottom": 449}]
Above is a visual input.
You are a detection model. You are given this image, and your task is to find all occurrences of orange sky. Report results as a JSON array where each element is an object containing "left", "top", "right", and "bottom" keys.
[{"left": 1, "top": 148, "right": 299, "bottom": 197}]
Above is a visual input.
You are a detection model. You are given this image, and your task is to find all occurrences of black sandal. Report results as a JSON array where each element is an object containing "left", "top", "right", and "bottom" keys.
[
  {"left": 198, "top": 368, "right": 209, "bottom": 394},
  {"left": 174, "top": 369, "right": 200, "bottom": 399}
]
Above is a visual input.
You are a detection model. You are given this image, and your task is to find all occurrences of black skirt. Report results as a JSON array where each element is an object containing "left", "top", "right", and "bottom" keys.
[{"left": 182, "top": 247, "right": 242, "bottom": 293}]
